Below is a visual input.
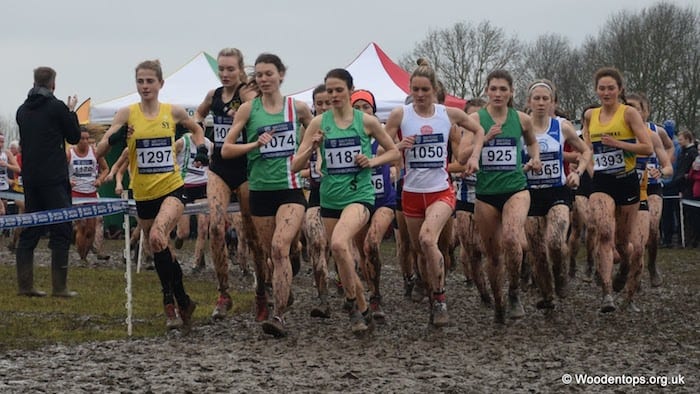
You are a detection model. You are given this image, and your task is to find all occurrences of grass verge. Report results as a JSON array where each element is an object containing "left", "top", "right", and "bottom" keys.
[{"left": 0, "top": 265, "right": 252, "bottom": 352}]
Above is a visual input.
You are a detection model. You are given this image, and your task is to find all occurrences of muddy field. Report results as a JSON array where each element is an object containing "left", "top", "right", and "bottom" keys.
[{"left": 1, "top": 238, "right": 698, "bottom": 393}]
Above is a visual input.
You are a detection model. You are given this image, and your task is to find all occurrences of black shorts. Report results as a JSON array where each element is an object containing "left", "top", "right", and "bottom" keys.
[
  {"left": 591, "top": 171, "right": 640, "bottom": 206},
  {"left": 456, "top": 200, "right": 475, "bottom": 213},
  {"left": 249, "top": 189, "right": 307, "bottom": 217},
  {"left": 321, "top": 201, "right": 375, "bottom": 219},
  {"left": 135, "top": 186, "right": 187, "bottom": 220},
  {"left": 395, "top": 178, "right": 403, "bottom": 212},
  {"left": 476, "top": 189, "right": 527, "bottom": 213},
  {"left": 574, "top": 170, "right": 592, "bottom": 197},
  {"left": 184, "top": 185, "right": 207, "bottom": 203},
  {"left": 647, "top": 183, "right": 662, "bottom": 197},
  {"left": 528, "top": 187, "right": 572, "bottom": 217},
  {"left": 639, "top": 200, "right": 649, "bottom": 211},
  {"left": 209, "top": 160, "right": 247, "bottom": 190},
  {"left": 308, "top": 185, "right": 320, "bottom": 208}
]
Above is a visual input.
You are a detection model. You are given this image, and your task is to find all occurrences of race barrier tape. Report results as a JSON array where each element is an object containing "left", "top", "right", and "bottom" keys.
[{"left": 0, "top": 200, "right": 128, "bottom": 229}]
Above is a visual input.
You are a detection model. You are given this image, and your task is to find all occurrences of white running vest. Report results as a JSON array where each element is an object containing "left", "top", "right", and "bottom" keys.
[
  {"left": 69, "top": 146, "right": 98, "bottom": 194},
  {"left": 0, "top": 151, "right": 9, "bottom": 191},
  {"left": 399, "top": 104, "right": 452, "bottom": 193}
]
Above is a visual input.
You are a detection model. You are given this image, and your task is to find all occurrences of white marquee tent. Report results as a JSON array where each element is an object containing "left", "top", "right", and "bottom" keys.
[{"left": 289, "top": 42, "right": 466, "bottom": 121}]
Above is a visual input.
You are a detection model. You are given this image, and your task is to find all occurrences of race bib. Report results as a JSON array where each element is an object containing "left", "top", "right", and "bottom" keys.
[
  {"left": 309, "top": 151, "right": 321, "bottom": 180},
  {"left": 73, "top": 159, "right": 95, "bottom": 177},
  {"left": 526, "top": 152, "right": 562, "bottom": 186},
  {"left": 258, "top": 121, "right": 296, "bottom": 159},
  {"left": 593, "top": 142, "right": 624, "bottom": 174},
  {"left": 212, "top": 115, "right": 236, "bottom": 147},
  {"left": 481, "top": 138, "right": 517, "bottom": 171},
  {"left": 405, "top": 134, "right": 446, "bottom": 169},
  {"left": 136, "top": 137, "right": 174, "bottom": 174},
  {"left": 372, "top": 167, "right": 384, "bottom": 196},
  {"left": 325, "top": 136, "right": 361, "bottom": 175}
]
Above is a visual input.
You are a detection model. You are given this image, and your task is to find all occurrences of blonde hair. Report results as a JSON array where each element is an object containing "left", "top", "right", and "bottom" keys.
[
  {"left": 218, "top": 48, "right": 247, "bottom": 84},
  {"left": 411, "top": 58, "right": 437, "bottom": 88}
]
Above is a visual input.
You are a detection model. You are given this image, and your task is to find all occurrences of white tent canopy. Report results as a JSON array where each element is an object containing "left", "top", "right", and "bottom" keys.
[
  {"left": 289, "top": 42, "right": 466, "bottom": 122},
  {"left": 90, "top": 52, "right": 219, "bottom": 124}
]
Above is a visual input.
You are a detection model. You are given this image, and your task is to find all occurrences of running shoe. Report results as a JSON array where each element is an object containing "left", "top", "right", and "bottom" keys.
[
  {"left": 600, "top": 294, "right": 616, "bottom": 313},
  {"left": 349, "top": 309, "right": 369, "bottom": 335},
  {"left": 255, "top": 293, "right": 270, "bottom": 322},
  {"left": 164, "top": 304, "right": 183, "bottom": 330},
  {"left": 310, "top": 296, "right": 331, "bottom": 318},
  {"left": 262, "top": 316, "right": 287, "bottom": 338},
  {"left": 494, "top": 304, "right": 506, "bottom": 325},
  {"left": 179, "top": 299, "right": 197, "bottom": 328},
  {"left": 623, "top": 300, "right": 641, "bottom": 313},
  {"left": 211, "top": 293, "right": 233, "bottom": 320},
  {"left": 431, "top": 300, "right": 449, "bottom": 328},
  {"left": 508, "top": 293, "right": 525, "bottom": 319},
  {"left": 369, "top": 296, "right": 386, "bottom": 324}
]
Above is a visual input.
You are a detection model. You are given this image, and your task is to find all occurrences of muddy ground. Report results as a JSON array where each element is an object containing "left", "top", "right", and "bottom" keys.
[{"left": 0, "top": 237, "right": 698, "bottom": 393}]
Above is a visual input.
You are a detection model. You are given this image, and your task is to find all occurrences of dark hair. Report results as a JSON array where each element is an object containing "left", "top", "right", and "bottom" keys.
[
  {"left": 626, "top": 92, "right": 649, "bottom": 113},
  {"left": 255, "top": 53, "right": 286, "bottom": 73},
  {"left": 554, "top": 108, "right": 570, "bottom": 120},
  {"left": 411, "top": 58, "right": 438, "bottom": 89},
  {"left": 464, "top": 98, "right": 485, "bottom": 112},
  {"left": 33, "top": 66, "right": 56, "bottom": 89},
  {"left": 486, "top": 69, "right": 514, "bottom": 107},
  {"left": 312, "top": 84, "right": 326, "bottom": 102},
  {"left": 581, "top": 103, "right": 601, "bottom": 122},
  {"left": 435, "top": 80, "right": 446, "bottom": 104},
  {"left": 324, "top": 68, "right": 353, "bottom": 90},
  {"left": 594, "top": 67, "right": 625, "bottom": 103}
]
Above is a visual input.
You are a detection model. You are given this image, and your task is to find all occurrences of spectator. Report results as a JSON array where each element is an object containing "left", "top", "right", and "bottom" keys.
[{"left": 15, "top": 66, "right": 81, "bottom": 297}]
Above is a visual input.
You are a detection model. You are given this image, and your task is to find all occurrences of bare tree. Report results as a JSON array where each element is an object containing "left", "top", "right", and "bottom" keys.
[
  {"left": 401, "top": 21, "right": 522, "bottom": 100},
  {"left": 0, "top": 114, "right": 19, "bottom": 142},
  {"left": 584, "top": 2, "right": 700, "bottom": 129}
]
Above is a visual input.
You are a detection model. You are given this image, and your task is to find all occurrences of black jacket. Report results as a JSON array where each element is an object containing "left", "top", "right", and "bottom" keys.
[
  {"left": 16, "top": 87, "right": 81, "bottom": 187},
  {"left": 667, "top": 143, "right": 699, "bottom": 197}
]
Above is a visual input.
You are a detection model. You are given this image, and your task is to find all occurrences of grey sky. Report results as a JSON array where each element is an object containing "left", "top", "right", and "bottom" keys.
[{"left": 0, "top": 0, "right": 693, "bottom": 121}]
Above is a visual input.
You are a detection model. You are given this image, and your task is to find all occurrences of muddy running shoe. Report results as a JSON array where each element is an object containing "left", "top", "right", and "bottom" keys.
[
  {"left": 623, "top": 300, "right": 641, "bottom": 313},
  {"left": 179, "top": 299, "right": 197, "bottom": 329},
  {"left": 255, "top": 293, "right": 270, "bottom": 322},
  {"left": 211, "top": 293, "right": 233, "bottom": 320},
  {"left": 349, "top": 309, "right": 370, "bottom": 336},
  {"left": 582, "top": 265, "right": 594, "bottom": 283},
  {"left": 262, "top": 316, "right": 288, "bottom": 338},
  {"left": 165, "top": 304, "right": 183, "bottom": 330},
  {"left": 431, "top": 300, "right": 449, "bottom": 328},
  {"left": 508, "top": 293, "right": 525, "bottom": 319},
  {"left": 174, "top": 237, "right": 184, "bottom": 250},
  {"left": 600, "top": 294, "right": 616, "bottom": 313},
  {"left": 369, "top": 296, "right": 386, "bottom": 324},
  {"left": 310, "top": 296, "right": 331, "bottom": 318}
]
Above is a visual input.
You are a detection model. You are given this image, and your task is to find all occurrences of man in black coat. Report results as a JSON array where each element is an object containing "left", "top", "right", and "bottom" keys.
[{"left": 15, "top": 66, "right": 81, "bottom": 297}]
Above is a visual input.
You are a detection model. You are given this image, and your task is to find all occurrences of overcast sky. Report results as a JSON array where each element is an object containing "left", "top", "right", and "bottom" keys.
[{"left": 0, "top": 0, "right": 694, "bottom": 121}]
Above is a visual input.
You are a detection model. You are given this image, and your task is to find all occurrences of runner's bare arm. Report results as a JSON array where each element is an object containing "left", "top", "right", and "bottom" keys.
[
  {"left": 221, "top": 101, "right": 259, "bottom": 159},
  {"left": 291, "top": 116, "right": 322, "bottom": 173},
  {"left": 96, "top": 107, "right": 130, "bottom": 159}
]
